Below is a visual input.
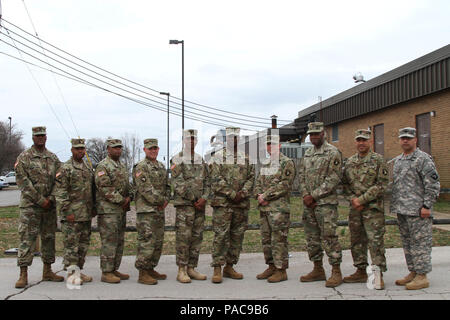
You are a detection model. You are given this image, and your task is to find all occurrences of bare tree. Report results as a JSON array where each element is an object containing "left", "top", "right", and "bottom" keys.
[
  {"left": 85, "top": 137, "right": 109, "bottom": 168},
  {"left": 0, "top": 121, "right": 25, "bottom": 174},
  {"left": 121, "top": 133, "right": 143, "bottom": 174}
]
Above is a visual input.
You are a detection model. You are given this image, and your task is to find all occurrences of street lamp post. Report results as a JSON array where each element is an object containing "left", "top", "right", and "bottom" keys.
[
  {"left": 160, "top": 92, "right": 170, "bottom": 173},
  {"left": 169, "top": 39, "right": 184, "bottom": 131}
]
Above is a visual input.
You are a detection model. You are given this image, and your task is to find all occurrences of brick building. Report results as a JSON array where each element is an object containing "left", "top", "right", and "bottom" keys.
[{"left": 290, "top": 44, "right": 450, "bottom": 198}]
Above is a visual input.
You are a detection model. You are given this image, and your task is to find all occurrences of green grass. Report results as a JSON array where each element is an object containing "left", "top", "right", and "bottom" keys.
[
  {"left": 1, "top": 198, "right": 450, "bottom": 259},
  {"left": 434, "top": 199, "right": 450, "bottom": 213}
]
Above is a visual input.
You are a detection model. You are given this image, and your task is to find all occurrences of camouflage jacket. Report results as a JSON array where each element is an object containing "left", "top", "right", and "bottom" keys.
[
  {"left": 390, "top": 148, "right": 440, "bottom": 216},
  {"left": 95, "top": 156, "right": 131, "bottom": 214},
  {"left": 208, "top": 149, "right": 255, "bottom": 208},
  {"left": 133, "top": 158, "right": 170, "bottom": 213},
  {"left": 254, "top": 153, "right": 296, "bottom": 213},
  {"left": 299, "top": 141, "right": 343, "bottom": 205},
  {"left": 342, "top": 151, "right": 388, "bottom": 211},
  {"left": 170, "top": 151, "right": 210, "bottom": 206},
  {"left": 15, "top": 146, "right": 61, "bottom": 209},
  {"left": 54, "top": 157, "right": 95, "bottom": 221}
]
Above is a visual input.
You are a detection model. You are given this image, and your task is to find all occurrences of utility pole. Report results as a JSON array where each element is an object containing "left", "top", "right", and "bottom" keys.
[{"left": 8, "top": 116, "right": 11, "bottom": 143}]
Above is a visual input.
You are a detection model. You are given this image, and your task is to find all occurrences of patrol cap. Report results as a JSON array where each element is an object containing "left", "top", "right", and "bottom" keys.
[
  {"left": 106, "top": 139, "right": 123, "bottom": 148},
  {"left": 144, "top": 138, "right": 158, "bottom": 149},
  {"left": 307, "top": 122, "right": 324, "bottom": 134},
  {"left": 398, "top": 127, "right": 416, "bottom": 138},
  {"left": 355, "top": 129, "right": 371, "bottom": 140},
  {"left": 226, "top": 127, "right": 240, "bottom": 136},
  {"left": 183, "top": 129, "right": 198, "bottom": 139},
  {"left": 266, "top": 135, "right": 280, "bottom": 145},
  {"left": 32, "top": 126, "right": 46, "bottom": 136},
  {"left": 71, "top": 138, "right": 86, "bottom": 148}
]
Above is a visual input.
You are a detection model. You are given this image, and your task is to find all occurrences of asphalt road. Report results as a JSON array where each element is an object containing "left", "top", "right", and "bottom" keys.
[{"left": 0, "top": 188, "right": 20, "bottom": 207}]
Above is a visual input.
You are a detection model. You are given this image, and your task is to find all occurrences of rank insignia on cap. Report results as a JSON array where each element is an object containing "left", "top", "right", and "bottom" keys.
[
  {"left": 98, "top": 171, "right": 105, "bottom": 177},
  {"left": 285, "top": 169, "right": 291, "bottom": 176},
  {"left": 334, "top": 159, "right": 340, "bottom": 165},
  {"left": 383, "top": 169, "right": 388, "bottom": 175}
]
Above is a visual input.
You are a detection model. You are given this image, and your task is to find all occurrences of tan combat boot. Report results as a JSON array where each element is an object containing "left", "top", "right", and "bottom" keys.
[
  {"left": 257, "top": 264, "right": 276, "bottom": 280},
  {"left": 113, "top": 270, "right": 130, "bottom": 280},
  {"left": 42, "top": 263, "right": 64, "bottom": 282},
  {"left": 395, "top": 271, "right": 416, "bottom": 286},
  {"left": 148, "top": 268, "right": 167, "bottom": 280},
  {"left": 300, "top": 261, "right": 326, "bottom": 282},
  {"left": 80, "top": 273, "right": 93, "bottom": 283},
  {"left": 405, "top": 274, "right": 429, "bottom": 290},
  {"left": 325, "top": 264, "right": 343, "bottom": 288},
  {"left": 212, "top": 266, "right": 222, "bottom": 283},
  {"left": 138, "top": 269, "right": 157, "bottom": 285},
  {"left": 15, "top": 266, "right": 28, "bottom": 288},
  {"left": 187, "top": 267, "right": 207, "bottom": 280},
  {"left": 101, "top": 272, "right": 121, "bottom": 284},
  {"left": 268, "top": 268, "right": 288, "bottom": 283},
  {"left": 223, "top": 264, "right": 243, "bottom": 279},
  {"left": 177, "top": 266, "right": 191, "bottom": 283},
  {"left": 343, "top": 268, "right": 368, "bottom": 283}
]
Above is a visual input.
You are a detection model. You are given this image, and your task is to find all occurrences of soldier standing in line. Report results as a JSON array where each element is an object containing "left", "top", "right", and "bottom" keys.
[
  {"left": 14, "top": 126, "right": 64, "bottom": 288},
  {"left": 133, "top": 139, "right": 170, "bottom": 285},
  {"left": 254, "top": 135, "right": 296, "bottom": 283},
  {"left": 95, "top": 139, "right": 132, "bottom": 284},
  {"left": 54, "top": 138, "right": 95, "bottom": 284},
  {"left": 391, "top": 127, "right": 440, "bottom": 290},
  {"left": 209, "top": 127, "right": 255, "bottom": 283},
  {"left": 298, "top": 122, "right": 344, "bottom": 288},
  {"left": 342, "top": 129, "right": 389, "bottom": 289},
  {"left": 171, "top": 130, "right": 210, "bottom": 283}
]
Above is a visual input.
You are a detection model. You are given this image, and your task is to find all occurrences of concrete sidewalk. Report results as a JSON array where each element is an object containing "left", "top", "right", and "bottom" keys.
[{"left": 2, "top": 247, "right": 450, "bottom": 300}]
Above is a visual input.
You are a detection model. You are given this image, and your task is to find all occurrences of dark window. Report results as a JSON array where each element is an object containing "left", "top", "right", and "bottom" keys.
[
  {"left": 416, "top": 112, "right": 431, "bottom": 155},
  {"left": 373, "top": 124, "right": 384, "bottom": 156},
  {"left": 332, "top": 125, "right": 339, "bottom": 142}
]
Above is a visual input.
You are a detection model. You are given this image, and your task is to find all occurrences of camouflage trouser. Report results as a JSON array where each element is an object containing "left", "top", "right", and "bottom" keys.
[
  {"left": 17, "top": 206, "right": 57, "bottom": 267},
  {"left": 61, "top": 220, "right": 92, "bottom": 269},
  {"left": 260, "top": 210, "right": 290, "bottom": 269},
  {"left": 175, "top": 206, "right": 205, "bottom": 267},
  {"left": 98, "top": 213, "right": 126, "bottom": 273},
  {"left": 135, "top": 211, "right": 165, "bottom": 270},
  {"left": 211, "top": 206, "right": 248, "bottom": 267},
  {"left": 397, "top": 214, "right": 432, "bottom": 274},
  {"left": 349, "top": 208, "right": 386, "bottom": 272},
  {"left": 302, "top": 204, "right": 342, "bottom": 266}
]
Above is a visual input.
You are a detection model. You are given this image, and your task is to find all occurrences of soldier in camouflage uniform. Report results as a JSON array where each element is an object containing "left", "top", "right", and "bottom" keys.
[
  {"left": 299, "top": 122, "right": 344, "bottom": 288},
  {"left": 171, "top": 130, "right": 210, "bottom": 283},
  {"left": 95, "top": 139, "right": 132, "bottom": 284},
  {"left": 391, "top": 127, "right": 440, "bottom": 290},
  {"left": 133, "top": 138, "right": 170, "bottom": 285},
  {"left": 342, "top": 129, "right": 389, "bottom": 289},
  {"left": 254, "top": 135, "right": 295, "bottom": 283},
  {"left": 209, "top": 127, "right": 255, "bottom": 283},
  {"left": 14, "top": 126, "right": 64, "bottom": 288},
  {"left": 54, "top": 138, "right": 95, "bottom": 284}
]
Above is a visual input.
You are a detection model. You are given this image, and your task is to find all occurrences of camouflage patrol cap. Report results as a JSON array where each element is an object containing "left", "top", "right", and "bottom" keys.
[
  {"left": 106, "top": 139, "right": 123, "bottom": 148},
  {"left": 355, "top": 129, "right": 371, "bottom": 140},
  {"left": 398, "top": 127, "right": 416, "bottom": 138},
  {"left": 71, "top": 138, "right": 86, "bottom": 148},
  {"left": 183, "top": 129, "right": 198, "bottom": 139},
  {"left": 307, "top": 122, "right": 324, "bottom": 134},
  {"left": 226, "top": 127, "right": 240, "bottom": 136},
  {"left": 32, "top": 126, "right": 46, "bottom": 136},
  {"left": 144, "top": 138, "right": 158, "bottom": 149},
  {"left": 266, "top": 135, "right": 280, "bottom": 145}
]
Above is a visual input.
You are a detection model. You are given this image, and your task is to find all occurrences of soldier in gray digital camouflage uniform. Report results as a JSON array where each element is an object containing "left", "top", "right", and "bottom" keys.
[
  {"left": 95, "top": 138, "right": 132, "bottom": 284},
  {"left": 342, "top": 129, "right": 389, "bottom": 289},
  {"left": 14, "top": 126, "right": 64, "bottom": 288},
  {"left": 54, "top": 138, "right": 95, "bottom": 284},
  {"left": 299, "top": 122, "right": 344, "bottom": 288},
  {"left": 391, "top": 127, "right": 440, "bottom": 290},
  {"left": 171, "top": 130, "right": 210, "bottom": 283}
]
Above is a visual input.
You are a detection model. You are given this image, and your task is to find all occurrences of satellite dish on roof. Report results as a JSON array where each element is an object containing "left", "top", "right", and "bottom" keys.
[{"left": 353, "top": 72, "right": 366, "bottom": 83}]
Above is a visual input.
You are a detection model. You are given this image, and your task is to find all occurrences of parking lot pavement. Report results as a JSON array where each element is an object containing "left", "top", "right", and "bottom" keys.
[{"left": 0, "top": 188, "right": 20, "bottom": 207}]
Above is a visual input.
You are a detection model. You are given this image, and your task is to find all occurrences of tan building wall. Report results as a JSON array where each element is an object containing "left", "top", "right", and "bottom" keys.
[{"left": 320, "top": 88, "right": 450, "bottom": 196}]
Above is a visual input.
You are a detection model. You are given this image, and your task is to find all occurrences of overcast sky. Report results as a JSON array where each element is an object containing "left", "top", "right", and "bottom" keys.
[{"left": 1, "top": 0, "right": 449, "bottom": 164}]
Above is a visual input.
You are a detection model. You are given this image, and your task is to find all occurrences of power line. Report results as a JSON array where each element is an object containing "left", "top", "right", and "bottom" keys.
[{"left": 0, "top": 17, "right": 291, "bottom": 124}]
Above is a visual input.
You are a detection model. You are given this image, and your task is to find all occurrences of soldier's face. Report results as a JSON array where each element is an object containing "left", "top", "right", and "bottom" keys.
[
  {"left": 309, "top": 132, "right": 324, "bottom": 146},
  {"left": 355, "top": 138, "right": 371, "bottom": 154},
  {"left": 400, "top": 137, "right": 417, "bottom": 152},
  {"left": 32, "top": 134, "right": 46, "bottom": 147},
  {"left": 72, "top": 147, "right": 85, "bottom": 161},
  {"left": 108, "top": 146, "right": 123, "bottom": 160},
  {"left": 145, "top": 146, "right": 159, "bottom": 160}
]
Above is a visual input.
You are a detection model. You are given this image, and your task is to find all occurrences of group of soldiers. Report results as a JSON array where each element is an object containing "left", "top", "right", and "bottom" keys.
[{"left": 13, "top": 122, "right": 440, "bottom": 292}]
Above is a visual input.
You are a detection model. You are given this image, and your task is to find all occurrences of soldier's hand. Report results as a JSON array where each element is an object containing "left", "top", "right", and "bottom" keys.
[
  {"left": 233, "top": 191, "right": 243, "bottom": 203},
  {"left": 355, "top": 205, "right": 364, "bottom": 212},
  {"left": 91, "top": 208, "right": 97, "bottom": 218},
  {"left": 310, "top": 201, "right": 318, "bottom": 209},
  {"left": 194, "top": 198, "right": 206, "bottom": 211},
  {"left": 351, "top": 198, "right": 362, "bottom": 210},
  {"left": 66, "top": 214, "right": 75, "bottom": 223},
  {"left": 121, "top": 197, "right": 131, "bottom": 211},
  {"left": 257, "top": 194, "right": 269, "bottom": 206},
  {"left": 303, "top": 195, "right": 315, "bottom": 208},
  {"left": 420, "top": 207, "right": 431, "bottom": 219},
  {"left": 41, "top": 198, "right": 52, "bottom": 210}
]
